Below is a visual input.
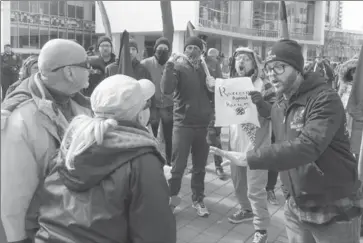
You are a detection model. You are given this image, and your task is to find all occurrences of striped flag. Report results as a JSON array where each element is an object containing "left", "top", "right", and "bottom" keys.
[{"left": 279, "top": 1, "right": 289, "bottom": 39}]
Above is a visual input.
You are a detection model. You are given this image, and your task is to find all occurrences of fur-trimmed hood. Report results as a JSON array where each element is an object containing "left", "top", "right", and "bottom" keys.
[
  {"left": 338, "top": 58, "right": 358, "bottom": 84},
  {"left": 230, "top": 47, "right": 264, "bottom": 80},
  {"left": 337, "top": 58, "right": 358, "bottom": 109}
]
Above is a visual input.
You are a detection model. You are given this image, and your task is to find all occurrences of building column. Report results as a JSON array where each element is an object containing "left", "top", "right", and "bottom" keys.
[
  {"left": 221, "top": 36, "right": 232, "bottom": 58},
  {"left": 111, "top": 33, "right": 120, "bottom": 57},
  {"left": 247, "top": 40, "right": 253, "bottom": 50},
  {"left": 132, "top": 35, "right": 145, "bottom": 60},
  {"left": 1, "top": 1, "right": 11, "bottom": 52},
  {"left": 302, "top": 44, "right": 308, "bottom": 61},
  {"left": 172, "top": 31, "right": 184, "bottom": 54}
]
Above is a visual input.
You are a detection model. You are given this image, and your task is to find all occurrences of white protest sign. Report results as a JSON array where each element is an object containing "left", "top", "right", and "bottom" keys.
[{"left": 214, "top": 77, "right": 260, "bottom": 127}]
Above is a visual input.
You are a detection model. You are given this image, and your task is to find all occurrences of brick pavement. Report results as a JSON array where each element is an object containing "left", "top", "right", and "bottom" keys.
[{"left": 176, "top": 157, "right": 288, "bottom": 243}]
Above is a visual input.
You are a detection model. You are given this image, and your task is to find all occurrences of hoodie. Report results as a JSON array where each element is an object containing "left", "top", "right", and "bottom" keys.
[
  {"left": 337, "top": 58, "right": 362, "bottom": 155},
  {"left": 227, "top": 47, "right": 275, "bottom": 159},
  {"left": 34, "top": 121, "right": 176, "bottom": 243}
]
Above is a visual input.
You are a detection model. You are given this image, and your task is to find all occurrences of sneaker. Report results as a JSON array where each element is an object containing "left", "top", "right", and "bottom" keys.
[
  {"left": 192, "top": 201, "right": 210, "bottom": 217},
  {"left": 216, "top": 167, "right": 226, "bottom": 180},
  {"left": 228, "top": 209, "right": 253, "bottom": 224},
  {"left": 252, "top": 231, "right": 267, "bottom": 243},
  {"left": 267, "top": 190, "right": 279, "bottom": 205}
]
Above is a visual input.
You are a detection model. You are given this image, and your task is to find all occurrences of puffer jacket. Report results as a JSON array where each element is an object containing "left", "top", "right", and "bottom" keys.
[
  {"left": 248, "top": 72, "right": 359, "bottom": 207},
  {"left": 34, "top": 121, "right": 176, "bottom": 243},
  {"left": 337, "top": 58, "right": 362, "bottom": 155},
  {"left": 1, "top": 74, "right": 91, "bottom": 243}
]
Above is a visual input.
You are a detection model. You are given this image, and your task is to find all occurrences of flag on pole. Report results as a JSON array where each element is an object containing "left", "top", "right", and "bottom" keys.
[
  {"left": 117, "top": 30, "right": 134, "bottom": 77},
  {"left": 279, "top": 1, "right": 289, "bottom": 39},
  {"left": 97, "top": 1, "right": 112, "bottom": 41},
  {"left": 347, "top": 46, "right": 363, "bottom": 179},
  {"left": 160, "top": 1, "right": 174, "bottom": 51},
  {"left": 186, "top": 21, "right": 197, "bottom": 38}
]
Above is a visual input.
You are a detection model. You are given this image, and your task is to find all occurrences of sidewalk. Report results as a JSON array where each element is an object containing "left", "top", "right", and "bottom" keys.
[{"left": 177, "top": 159, "right": 287, "bottom": 243}]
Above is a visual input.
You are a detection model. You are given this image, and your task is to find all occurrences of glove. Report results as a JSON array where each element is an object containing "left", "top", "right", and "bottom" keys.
[
  {"left": 206, "top": 76, "right": 216, "bottom": 92},
  {"left": 249, "top": 91, "right": 263, "bottom": 105}
]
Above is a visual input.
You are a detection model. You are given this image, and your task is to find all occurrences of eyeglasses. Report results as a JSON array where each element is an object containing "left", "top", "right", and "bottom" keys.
[
  {"left": 99, "top": 44, "right": 112, "bottom": 48},
  {"left": 235, "top": 54, "right": 252, "bottom": 62},
  {"left": 51, "top": 60, "right": 90, "bottom": 72},
  {"left": 264, "top": 64, "right": 287, "bottom": 75}
]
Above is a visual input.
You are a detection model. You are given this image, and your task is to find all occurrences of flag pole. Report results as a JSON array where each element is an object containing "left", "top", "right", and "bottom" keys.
[{"left": 279, "top": 1, "right": 289, "bottom": 39}]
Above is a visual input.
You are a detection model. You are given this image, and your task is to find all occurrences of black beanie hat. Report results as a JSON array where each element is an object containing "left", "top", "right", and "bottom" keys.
[
  {"left": 97, "top": 36, "right": 112, "bottom": 48},
  {"left": 154, "top": 37, "right": 170, "bottom": 52},
  {"left": 129, "top": 39, "right": 138, "bottom": 52},
  {"left": 265, "top": 39, "right": 304, "bottom": 74},
  {"left": 184, "top": 37, "right": 203, "bottom": 51}
]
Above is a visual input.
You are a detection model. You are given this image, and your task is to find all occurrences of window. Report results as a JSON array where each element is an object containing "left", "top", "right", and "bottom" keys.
[
  {"left": 68, "top": 4, "right": 76, "bottom": 18},
  {"left": 29, "top": 1, "right": 38, "bottom": 13},
  {"left": 76, "top": 6, "right": 84, "bottom": 19},
  {"left": 68, "top": 30, "right": 75, "bottom": 40},
  {"left": 11, "top": 1, "right": 18, "bottom": 11},
  {"left": 19, "top": 25, "right": 30, "bottom": 48},
  {"left": 50, "top": 1, "right": 58, "bottom": 16},
  {"left": 29, "top": 25, "right": 39, "bottom": 49},
  {"left": 10, "top": 26, "right": 19, "bottom": 48},
  {"left": 19, "top": 1, "right": 29, "bottom": 12},
  {"left": 50, "top": 30, "right": 58, "bottom": 40},
  {"left": 59, "top": 1, "right": 66, "bottom": 16},
  {"left": 92, "top": 4, "right": 95, "bottom": 21},
  {"left": 84, "top": 34, "right": 91, "bottom": 50},
  {"left": 40, "top": 27, "right": 49, "bottom": 48},
  {"left": 76, "top": 33, "right": 83, "bottom": 46},
  {"left": 39, "top": 2, "right": 49, "bottom": 15}
]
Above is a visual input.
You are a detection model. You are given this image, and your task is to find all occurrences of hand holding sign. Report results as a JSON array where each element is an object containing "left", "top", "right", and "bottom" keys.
[{"left": 214, "top": 77, "right": 260, "bottom": 127}]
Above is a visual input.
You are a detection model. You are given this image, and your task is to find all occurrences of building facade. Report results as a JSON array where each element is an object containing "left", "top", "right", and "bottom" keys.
[
  {"left": 1, "top": 1, "right": 96, "bottom": 55},
  {"left": 95, "top": 0, "right": 326, "bottom": 61},
  {"left": 325, "top": 1, "right": 343, "bottom": 29}
]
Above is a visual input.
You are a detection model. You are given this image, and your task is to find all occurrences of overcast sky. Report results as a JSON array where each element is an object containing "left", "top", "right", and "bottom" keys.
[{"left": 342, "top": 1, "right": 363, "bottom": 31}]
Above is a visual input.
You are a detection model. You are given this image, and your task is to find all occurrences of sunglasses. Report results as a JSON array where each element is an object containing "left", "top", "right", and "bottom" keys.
[{"left": 51, "top": 60, "right": 90, "bottom": 72}]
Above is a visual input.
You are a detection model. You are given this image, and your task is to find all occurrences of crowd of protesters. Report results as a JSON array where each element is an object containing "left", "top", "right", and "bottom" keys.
[{"left": 0, "top": 30, "right": 362, "bottom": 243}]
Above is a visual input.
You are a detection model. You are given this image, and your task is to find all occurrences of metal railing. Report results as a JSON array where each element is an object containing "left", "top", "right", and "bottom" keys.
[{"left": 199, "top": 18, "right": 315, "bottom": 41}]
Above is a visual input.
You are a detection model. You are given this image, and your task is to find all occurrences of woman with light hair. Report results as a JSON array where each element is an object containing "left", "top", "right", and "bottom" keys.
[{"left": 34, "top": 75, "right": 176, "bottom": 243}]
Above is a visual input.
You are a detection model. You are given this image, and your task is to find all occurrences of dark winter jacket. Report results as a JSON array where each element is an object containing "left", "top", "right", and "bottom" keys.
[
  {"left": 248, "top": 72, "right": 359, "bottom": 207},
  {"left": 105, "top": 58, "right": 152, "bottom": 81},
  {"left": 84, "top": 53, "right": 116, "bottom": 96},
  {"left": 161, "top": 56, "right": 213, "bottom": 127},
  {"left": 1, "top": 52, "right": 22, "bottom": 96},
  {"left": 34, "top": 121, "right": 176, "bottom": 243}
]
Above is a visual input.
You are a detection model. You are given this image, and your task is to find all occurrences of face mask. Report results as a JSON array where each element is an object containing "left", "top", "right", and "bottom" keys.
[
  {"left": 155, "top": 49, "right": 169, "bottom": 65},
  {"left": 137, "top": 108, "right": 150, "bottom": 127},
  {"left": 184, "top": 49, "right": 201, "bottom": 60}
]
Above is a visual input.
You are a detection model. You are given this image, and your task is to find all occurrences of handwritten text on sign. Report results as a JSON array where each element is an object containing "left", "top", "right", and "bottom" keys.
[{"left": 214, "top": 77, "right": 260, "bottom": 127}]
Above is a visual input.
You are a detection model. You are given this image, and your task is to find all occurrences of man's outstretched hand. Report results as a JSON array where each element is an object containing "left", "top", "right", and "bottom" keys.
[{"left": 209, "top": 146, "right": 248, "bottom": 167}]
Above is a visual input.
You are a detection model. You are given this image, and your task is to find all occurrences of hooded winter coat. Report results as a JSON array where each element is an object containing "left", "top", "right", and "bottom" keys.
[
  {"left": 34, "top": 121, "right": 176, "bottom": 243},
  {"left": 338, "top": 58, "right": 362, "bottom": 155},
  {"left": 1, "top": 74, "right": 91, "bottom": 243}
]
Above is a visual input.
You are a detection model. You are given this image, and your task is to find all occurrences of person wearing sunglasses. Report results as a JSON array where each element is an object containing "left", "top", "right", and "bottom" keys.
[
  {"left": 1, "top": 39, "right": 92, "bottom": 243},
  {"left": 210, "top": 39, "right": 362, "bottom": 243}
]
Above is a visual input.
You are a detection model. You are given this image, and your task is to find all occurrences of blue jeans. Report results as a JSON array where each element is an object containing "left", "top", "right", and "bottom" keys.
[{"left": 284, "top": 198, "right": 361, "bottom": 243}]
